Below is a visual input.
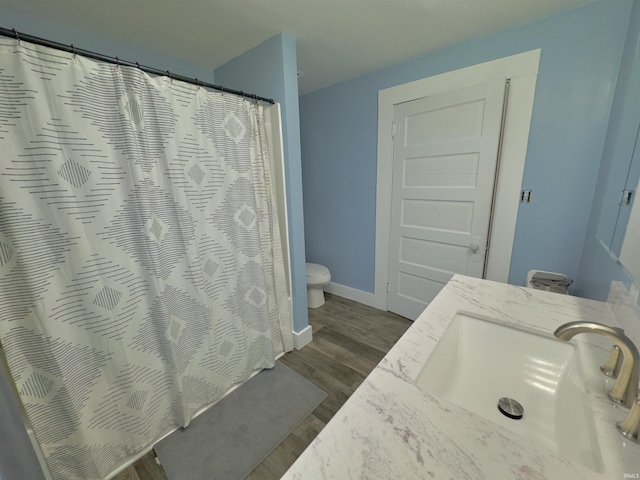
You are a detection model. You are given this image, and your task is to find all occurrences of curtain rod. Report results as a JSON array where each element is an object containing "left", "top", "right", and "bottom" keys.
[{"left": 0, "top": 27, "right": 275, "bottom": 105}]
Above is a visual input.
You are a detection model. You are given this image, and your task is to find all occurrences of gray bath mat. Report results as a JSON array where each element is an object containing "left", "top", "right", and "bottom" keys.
[{"left": 154, "top": 361, "right": 327, "bottom": 480}]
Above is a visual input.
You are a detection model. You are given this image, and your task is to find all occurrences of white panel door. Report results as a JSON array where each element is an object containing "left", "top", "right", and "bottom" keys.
[{"left": 388, "top": 80, "right": 506, "bottom": 320}]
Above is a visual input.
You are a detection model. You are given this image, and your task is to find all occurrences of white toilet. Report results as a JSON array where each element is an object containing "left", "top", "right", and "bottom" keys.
[{"left": 306, "top": 263, "right": 331, "bottom": 308}]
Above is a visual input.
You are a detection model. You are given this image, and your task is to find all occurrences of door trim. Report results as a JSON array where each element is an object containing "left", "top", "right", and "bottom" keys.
[{"left": 374, "top": 49, "right": 540, "bottom": 311}]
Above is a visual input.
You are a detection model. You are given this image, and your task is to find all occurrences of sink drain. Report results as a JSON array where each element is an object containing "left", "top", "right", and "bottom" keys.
[{"left": 498, "top": 397, "right": 524, "bottom": 420}]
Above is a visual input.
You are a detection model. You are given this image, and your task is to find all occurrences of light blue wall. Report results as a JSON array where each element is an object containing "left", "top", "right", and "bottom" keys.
[
  {"left": 300, "top": 0, "right": 632, "bottom": 293},
  {"left": 0, "top": 6, "right": 214, "bottom": 80},
  {"left": 576, "top": 0, "right": 640, "bottom": 301},
  {"left": 214, "top": 34, "right": 308, "bottom": 333}
]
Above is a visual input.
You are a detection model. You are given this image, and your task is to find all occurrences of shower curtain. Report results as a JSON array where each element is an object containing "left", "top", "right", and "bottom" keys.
[{"left": 0, "top": 38, "right": 293, "bottom": 479}]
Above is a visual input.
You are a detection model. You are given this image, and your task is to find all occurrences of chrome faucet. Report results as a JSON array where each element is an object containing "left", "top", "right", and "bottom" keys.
[
  {"left": 618, "top": 397, "right": 640, "bottom": 443},
  {"left": 600, "top": 344, "right": 623, "bottom": 378},
  {"left": 554, "top": 321, "right": 639, "bottom": 408}
]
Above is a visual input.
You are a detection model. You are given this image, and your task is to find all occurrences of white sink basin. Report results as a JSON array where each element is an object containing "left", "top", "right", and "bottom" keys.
[{"left": 414, "top": 312, "right": 603, "bottom": 472}]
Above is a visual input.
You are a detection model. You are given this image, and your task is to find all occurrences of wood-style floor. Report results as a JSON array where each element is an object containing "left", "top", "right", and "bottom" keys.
[{"left": 114, "top": 293, "right": 412, "bottom": 480}]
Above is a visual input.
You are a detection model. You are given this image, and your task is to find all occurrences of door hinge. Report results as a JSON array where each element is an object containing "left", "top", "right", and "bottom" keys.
[
  {"left": 622, "top": 189, "right": 634, "bottom": 206},
  {"left": 392, "top": 121, "right": 397, "bottom": 138},
  {"left": 386, "top": 282, "right": 392, "bottom": 293}
]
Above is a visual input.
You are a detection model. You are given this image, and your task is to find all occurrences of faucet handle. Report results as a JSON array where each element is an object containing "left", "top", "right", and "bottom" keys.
[
  {"left": 601, "top": 345, "right": 623, "bottom": 378},
  {"left": 617, "top": 396, "right": 640, "bottom": 444},
  {"left": 554, "top": 321, "right": 639, "bottom": 408}
]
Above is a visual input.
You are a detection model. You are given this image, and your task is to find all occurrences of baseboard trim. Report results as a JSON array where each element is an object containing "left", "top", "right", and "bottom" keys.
[
  {"left": 324, "top": 282, "right": 377, "bottom": 308},
  {"left": 293, "top": 325, "right": 313, "bottom": 350}
]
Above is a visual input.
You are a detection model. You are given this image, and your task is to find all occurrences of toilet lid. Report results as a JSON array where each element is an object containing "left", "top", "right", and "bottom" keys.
[{"left": 306, "top": 263, "right": 330, "bottom": 281}]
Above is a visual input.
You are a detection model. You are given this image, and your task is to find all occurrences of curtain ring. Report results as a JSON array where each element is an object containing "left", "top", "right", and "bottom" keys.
[
  {"left": 71, "top": 44, "right": 77, "bottom": 58},
  {"left": 116, "top": 57, "right": 120, "bottom": 68},
  {"left": 12, "top": 29, "right": 20, "bottom": 45},
  {"left": 219, "top": 86, "right": 224, "bottom": 96},
  {"left": 166, "top": 70, "right": 172, "bottom": 82}
]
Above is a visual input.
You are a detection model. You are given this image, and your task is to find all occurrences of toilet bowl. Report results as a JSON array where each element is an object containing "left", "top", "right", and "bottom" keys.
[{"left": 306, "top": 263, "right": 331, "bottom": 308}]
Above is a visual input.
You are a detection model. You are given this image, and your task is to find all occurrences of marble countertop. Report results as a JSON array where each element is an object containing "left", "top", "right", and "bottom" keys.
[{"left": 282, "top": 275, "right": 640, "bottom": 479}]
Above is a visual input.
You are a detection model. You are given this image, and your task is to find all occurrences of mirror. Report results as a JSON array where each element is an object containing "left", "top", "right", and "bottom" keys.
[
  {"left": 619, "top": 173, "right": 640, "bottom": 285},
  {"left": 595, "top": 7, "right": 640, "bottom": 267},
  {"left": 611, "top": 140, "right": 640, "bottom": 256},
  {"left": 594, "top": 151, "right": 633, "bottom": 256}
]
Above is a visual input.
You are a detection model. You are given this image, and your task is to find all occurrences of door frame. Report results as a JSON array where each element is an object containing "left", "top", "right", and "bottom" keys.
[{"left": 374, "top": 49, "right": 540, "bottom": 311}]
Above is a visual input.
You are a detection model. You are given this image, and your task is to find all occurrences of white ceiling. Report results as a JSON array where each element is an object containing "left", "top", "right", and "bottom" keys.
[{"left": 0, "top": 0, "right": 598, "bottom": 94}]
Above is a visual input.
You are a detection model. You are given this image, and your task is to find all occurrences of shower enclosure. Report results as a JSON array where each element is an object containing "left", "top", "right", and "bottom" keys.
[{"left": 0, "top": 34, "right": 293, "bottom": 480}]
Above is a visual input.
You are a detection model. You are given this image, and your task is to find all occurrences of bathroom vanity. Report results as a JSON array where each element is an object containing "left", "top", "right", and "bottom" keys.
[{"left": 282, "top": 275, "right": 640, "bottom": 479}]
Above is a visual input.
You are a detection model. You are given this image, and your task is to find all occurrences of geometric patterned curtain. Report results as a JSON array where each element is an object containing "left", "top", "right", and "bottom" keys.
[{"left": 0, "top": 37, "right": 292, "bottom": 480}]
